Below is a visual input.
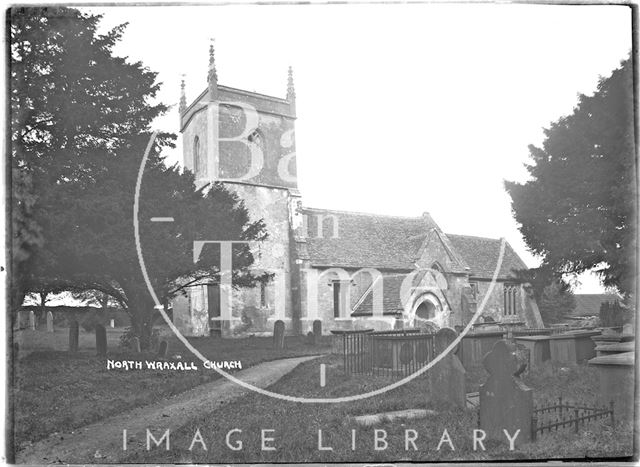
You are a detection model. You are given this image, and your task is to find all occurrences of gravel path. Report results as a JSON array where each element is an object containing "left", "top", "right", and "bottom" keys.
[{"left": 15, "top": 355, "right": 320, "bottom": 464}]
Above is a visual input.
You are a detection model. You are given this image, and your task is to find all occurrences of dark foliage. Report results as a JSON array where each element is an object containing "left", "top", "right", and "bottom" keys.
[
  {"left": 10, "top": 7, "right": 269, "bottom": 343},
  {"left": 505, "top": 57, "right": 636, "bottom": 298}
]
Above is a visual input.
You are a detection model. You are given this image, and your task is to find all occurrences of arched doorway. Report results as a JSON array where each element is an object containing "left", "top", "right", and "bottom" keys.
[
  {"left": 411, "top": 293, "right": 442, "bottom": 331},
  {"left": 415, "top": 300, "right": 436, "bottom": 320}
]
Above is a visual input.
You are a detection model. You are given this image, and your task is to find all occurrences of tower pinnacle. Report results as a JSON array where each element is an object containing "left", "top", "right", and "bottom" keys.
[
  {"left": 179, "top": 74, "right": 187, "bottom": 114},
  {"left": 287, "top": 66, "right": 296, "bottom": 114},
  {"left": 286, "top": 66, "right": 296, "bottom": 101},
  {"left": 207, "top": 38, "right": 218, "bottom": 99}
]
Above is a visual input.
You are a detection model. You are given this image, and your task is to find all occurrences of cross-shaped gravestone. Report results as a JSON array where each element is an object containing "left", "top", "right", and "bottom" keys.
[
  {"left": 479, "top": 340, "right": 533, "bottom": 444},
  {"left": 428, "top": 327, "right": 466, "bottom": 408}
]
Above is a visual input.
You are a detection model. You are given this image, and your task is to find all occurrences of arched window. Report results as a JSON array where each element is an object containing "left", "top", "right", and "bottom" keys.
[
  {"left": 193, "top": 136, "right": 201, "bottom": 176},
  {"left": 503, "top": 283, "right": 518, "bottom": 316},
  {"left": 193, "top": 136, "right": 206, "bottom": 178}
]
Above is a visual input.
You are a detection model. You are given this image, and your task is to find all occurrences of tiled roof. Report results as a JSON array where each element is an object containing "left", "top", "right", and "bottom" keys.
[
  {"left": 571, "top": 294, "right": 621, "bottom": 317},
  {"left": 445, "top": 234, "right": 528, "bottom": 279},
  {"left": 351, "top": 273, "right": 421, "bottom": 315},
  {"left": 301, "top": 208, "right": 436, "bottom": 270}
]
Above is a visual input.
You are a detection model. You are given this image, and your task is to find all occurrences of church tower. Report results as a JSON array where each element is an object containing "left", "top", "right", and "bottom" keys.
[{"left": 174, "top": 42, "right": 302, "bottom": 337}]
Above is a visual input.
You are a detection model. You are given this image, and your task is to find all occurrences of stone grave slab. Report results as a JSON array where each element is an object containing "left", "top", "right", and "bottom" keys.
[
  {"left": 514, "top": 335, "right": 550, "bottom": 368},
  {"left": 595, "top": 341, "right": 635, "bottom": 357},
  {"left": 460, "top": 330, "right": 503, "bottom": 368},
  {"left": 588, "top": 351, "right": 635, "bottom": 422}
]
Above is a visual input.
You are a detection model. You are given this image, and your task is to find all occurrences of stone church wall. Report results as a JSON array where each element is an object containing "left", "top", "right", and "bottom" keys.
[
  {"left": 473, "top": 280, "right": 524, "bottom": 324},
  {"left": 224, "top": 184, "right": 294, "bottom": 336}
]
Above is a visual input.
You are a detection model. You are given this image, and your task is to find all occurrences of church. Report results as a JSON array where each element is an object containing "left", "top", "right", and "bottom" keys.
[{"left": 171, "top": 44, "right": 544, "bottom": 337}]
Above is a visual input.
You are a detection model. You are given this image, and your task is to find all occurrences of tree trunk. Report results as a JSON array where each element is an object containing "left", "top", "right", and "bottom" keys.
[
  {"left": 39, "top": 291, "right": 49, "bottom": 322},
  {"left": 127, "top": 293, "right": 156, "bottom": 350}
]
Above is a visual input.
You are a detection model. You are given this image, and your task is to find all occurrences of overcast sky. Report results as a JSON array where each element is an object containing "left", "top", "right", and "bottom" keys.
[{"left": 89, "top": 3, "right": 631, "bottom": 294}]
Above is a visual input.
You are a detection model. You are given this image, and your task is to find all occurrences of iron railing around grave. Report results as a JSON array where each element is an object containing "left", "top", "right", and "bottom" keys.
[
  {"left": 531, "top": 396, "right": 614, "bottom": 440},
  {"left": 343, "top": 329, "right": 436, "bottom": 378}
]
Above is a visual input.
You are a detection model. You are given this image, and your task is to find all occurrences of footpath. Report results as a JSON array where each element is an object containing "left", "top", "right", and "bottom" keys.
[{"left": 15, "top": 355, "right": 320, "bottom": 464}]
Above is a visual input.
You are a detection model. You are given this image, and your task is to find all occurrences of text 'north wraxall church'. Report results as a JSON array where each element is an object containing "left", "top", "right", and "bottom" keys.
[{"left": 171, "top": 44, "right": 544, "bottom": 337}]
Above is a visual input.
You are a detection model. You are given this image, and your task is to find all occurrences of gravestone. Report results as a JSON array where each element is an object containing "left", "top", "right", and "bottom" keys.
[
  {"left": 428, "top": 327, "right": 465, "bottom": 408},
  {"left": 46, "top": 311, "right": 54, "bottom": 332},
  {"left": 158, "top": 340, "right": 168, "bottom": 358},
  {"left": 29, "top": 310, "right": 36, "bottom": 330},
  {"left": 69, "top": 321, "right": 79, "bottom": 352},
  {"left": 393, "top": 317, "right": 405, "bottom": 330},
  {"left": 622, "top": 323, "right": 634, "bottom": 335},
  {"left": 273, "top": 320, "right": 285, "bottom": 350},
  {"left": 110, "top": 319, "right": 115, "bottom": 328},
  {"left": 306, "top": 331, "right": 316, "bottom": 345},
  {"left": 131, "top": 336, "right": 141, "bottom": 353},
  {"left": 95, "top": 324, "right": 107, "bottom": 356},
  {"left": 479, "top": 340, "right": 533, "bottom": 445},
  {"left": 313, "top": 319, "right": 322, "bottom": 342}
]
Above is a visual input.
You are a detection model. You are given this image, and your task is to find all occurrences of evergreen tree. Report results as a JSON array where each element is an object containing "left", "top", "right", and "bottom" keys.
[
  {"left": 10, "top": 7, "right": 268, "bottom": 343},
  {"left": 505, "top": 57, "right": 636, "bottom": 298}
]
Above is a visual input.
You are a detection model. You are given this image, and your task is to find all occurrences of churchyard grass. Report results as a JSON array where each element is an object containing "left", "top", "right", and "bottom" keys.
[
  {"left": 12, "top": 331, "right": 331, "bottom": 451},
  {"left": 123, "top": 356, "right": 633, "bottom": 463}
]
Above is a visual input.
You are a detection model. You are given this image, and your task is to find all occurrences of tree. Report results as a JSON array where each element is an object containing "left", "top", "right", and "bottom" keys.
[
  {"left": 10, "top": 7, "right": 171, "bottom": 309},
  {"left": 537, "top": 281, "right": 576, "bottom": 324},
  {"left": 54, "top": 143, "right": 268, "bottom": 344},
  {"left": 10, "top": 7, "right": 269, "bottom": 345},
  {"left": 505, "top": 57, "right": 636, "bottom": 298},
  {"left": 71, "top": 290, "right": 119, "bottom": 310},
  {"left": 514, "top": 267, "right": 575, "bottom": 324}
]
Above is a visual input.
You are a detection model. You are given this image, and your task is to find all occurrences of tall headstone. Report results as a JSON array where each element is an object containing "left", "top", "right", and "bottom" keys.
[
  {"left": 95, "top": 324, "right": 107, "bottom": 356},
  {"left": 131, "top": 336, "right": 141, "bottom": 353},
  {"left": 29, "top": 310, "right": 36, "bottom": 330},
  {"left": 69, "top": 321, "right": 79, "bottom": 352},
  {"left": 479, "top": 340, "right": 533, "bottom": 445},
  {"left": 158, "top": 340, "right": 168, "bottom": 358},
  {"left": 110, "top": 319, "right": 115, "bottom": 328},
  {"left": 313, "top": 319, "right": 322, "bottom": 342},
  {"left": 273, "top": 320, "right": 285, "bottom": 350},
  {"left": 429, "top": 327, "right": 466, "bottom": 408},
  {"left": 46, "top": 311, "right": 54, "bottom": 332}
]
